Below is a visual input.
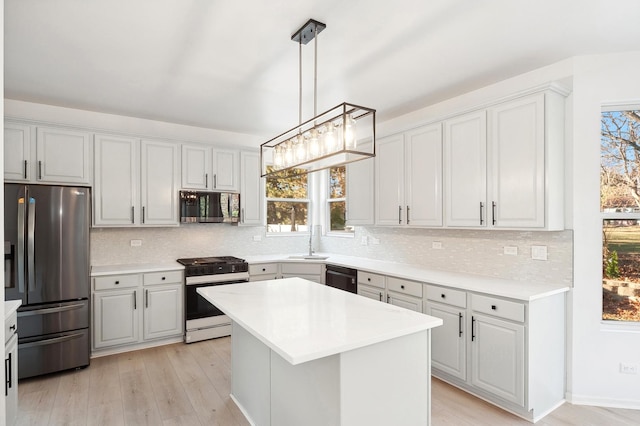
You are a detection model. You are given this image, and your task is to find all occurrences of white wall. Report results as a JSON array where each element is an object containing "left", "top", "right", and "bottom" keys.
[{"left": 567, "top": 51, "right": 640, "bottom": 408}]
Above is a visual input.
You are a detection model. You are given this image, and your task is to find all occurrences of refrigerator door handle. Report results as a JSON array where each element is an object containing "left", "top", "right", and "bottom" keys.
[
  {"left": 27, "top": 197, "right": 36, "bottom": 293},
  {"left": 17, "top": 302, "right": 86, "bottom": 317},
  {"left": 17, "top": 197, "right": 26, "bottom": 293},
  {"left": 19, "top": 332, "right": 85, "bottom": 349}
]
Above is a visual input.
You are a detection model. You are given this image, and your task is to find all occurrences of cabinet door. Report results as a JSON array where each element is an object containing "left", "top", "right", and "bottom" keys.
[
  {"left": 357, "top": 284, "right": 385, "bottom": 302},
  {"left": 212, "top": 149, "right": 239, "bottom": 191},
  {"left": 4, "top": 122, "right": 32, "bottom": 181},
  {"left": 346, "top": 140, "right": 374, "bottom": 226},
  {"left": 405, "top": 124, "right": 443, "bottom": 227},
  {"left": 143, "top": 284, "right": 183, "bottom": 340},
  {"left": 181, "top": 144, "right": 211, "bottom": 190},
  {"left": 239, "top": 151, "right": 263, "bottom": 225},
  {"left": 375, "top": 134, "right": 405, "bottom": 225},
  {"left": 387, "top": 292, "right": 422, "bottom": 312},
  {"left": 425, "top": 301, "right": 466, "bottom": 380},
  {"left": 444, "top": 111, "right": 487, "bottom": 227},
  {"left": 488, "top": 94, "right": 544, "bottom": 228},
  {"left": 36, "top": 126, "right": 92, "bottom": 184},
  {"left": 5, "top": 334, "right": 18, "bottom": 426},
  {"left": 94, "top": 134, "right": 139, "bottom": 226},
  {"left": 93, "top": 289, "right": 139, "bottom": 349},
  {"left": 140, "top": 140, "right": 180, "bottom": 225},
  {"left": 471, "top": 313, "right": 525, "bottom": 407}
]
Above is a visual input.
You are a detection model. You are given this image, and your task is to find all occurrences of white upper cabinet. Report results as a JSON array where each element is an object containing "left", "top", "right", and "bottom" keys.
[
  {"left": 239, "top": 151, "right": 263, "bottom": 226},
  {"left": 346, "top": 140, "right": 374, "bottom": 226},
  {"left": 36, "top": 126, "right": 92, "bottom": 184},
  {"left": 405, "top": 124, "right": 443, "bottom": 226},
  {"left": 181, "top": 144, "right": 211, "bottom": 190},
  {"left": 376, "top": 124, "right": 443, "bottom": 227},
  {"left": 4, "top": 122, "right": 92, "bottom": 185},
  {"left": 444, "top": 110, "right": 488, "bottom": 227},
  {"left": 140, "top": 140, "right": 180, "bottom": 225},
  {"left": 181, "top": 145, "right": 239, "bottom": 191},
  {"left": 212, "top": 148, "right": 239, "bottom": 191},
  {"left": 4, "top": 122, "right": 32, "bottom": 181},
  {"left": 375, "top": 134, "right": 405, "bottom": 225},
  {"left": 488, "top": 91, "right": 565, "bottom": 230},
  {"left": 94, "top": 134, "right": 139, "bottom": 226}
]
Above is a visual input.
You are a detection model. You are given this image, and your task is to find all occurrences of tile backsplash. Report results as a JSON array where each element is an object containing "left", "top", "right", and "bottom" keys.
[{"left": 91, "top": 225, "right": 573, "bottom": 285}]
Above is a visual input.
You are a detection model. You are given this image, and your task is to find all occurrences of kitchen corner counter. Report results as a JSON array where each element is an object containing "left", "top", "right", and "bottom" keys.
[
  {"left": 244, "top": 253, "right": 570, "bottom": 301},
  {"left": 5, "top": 300, "right": 22, "bottom": 320},
  {"left": 90, "top": 262, "right": 184, "bottom": 276}
]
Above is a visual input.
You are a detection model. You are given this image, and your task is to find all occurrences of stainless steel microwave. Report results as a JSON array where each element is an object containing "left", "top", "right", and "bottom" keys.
[{"left": 179, "top": 191, "right": 240, "bottom": 223}]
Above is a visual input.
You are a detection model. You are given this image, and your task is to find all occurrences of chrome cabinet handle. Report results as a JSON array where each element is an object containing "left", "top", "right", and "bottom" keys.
[
  {"left": 479, "top": 202, "right": 484, "bottom": 225},
  {"left": 492, "top": 201, "right": 497, "bottom": 225}
]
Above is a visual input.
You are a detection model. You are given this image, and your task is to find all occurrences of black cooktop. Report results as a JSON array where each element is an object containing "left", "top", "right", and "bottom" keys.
[{"left": 176, "top": 256, "right": 246, "bottom": 267}]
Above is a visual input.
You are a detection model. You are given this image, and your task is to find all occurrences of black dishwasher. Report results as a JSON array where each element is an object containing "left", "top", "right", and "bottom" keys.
[{"left": 325, "top": 265, "right": 358, "bottom": 294}]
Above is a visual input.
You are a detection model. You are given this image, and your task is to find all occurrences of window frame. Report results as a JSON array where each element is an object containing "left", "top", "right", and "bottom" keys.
[
  {"left": 600, "top": 103, "right": 640, "bottom": 326},
  {"left": 265, "top": 167, "right": 311, "bottom": 236},
  {"left": 326, "top": 165, "right": 354, "bottom": 237}
]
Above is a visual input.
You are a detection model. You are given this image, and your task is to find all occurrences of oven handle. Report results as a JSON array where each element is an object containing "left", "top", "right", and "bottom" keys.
[{"left": 185, "top": 273, "right": 250, "bottom": 285}]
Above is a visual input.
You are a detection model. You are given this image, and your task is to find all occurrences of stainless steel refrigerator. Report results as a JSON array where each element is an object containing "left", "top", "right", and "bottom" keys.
[{"left": 4, "top": 184, "right": 90, "bottom": 379}]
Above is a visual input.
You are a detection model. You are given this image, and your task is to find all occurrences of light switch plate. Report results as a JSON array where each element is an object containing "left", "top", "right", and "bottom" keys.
[
  {"left": 432, "top": 241, "right": 443, "bottom": 249},
  {"left": 253, "top": 235, "right": 262, "bottom": 242},
  {"left": 504, "top": 246, "right": 518, "bottom": 256},
  {"left": 531, "top": 245, "right": 548, "bottom": 260},
  {"left": 130, "top": 239, "right": 142, "bottom": 247}
]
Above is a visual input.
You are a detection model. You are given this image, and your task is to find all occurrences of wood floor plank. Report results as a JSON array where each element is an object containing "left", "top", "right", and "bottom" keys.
[
  {"left": 162, "top": 413, "right": 202, "bottom": 426},
  {"left": 86, "top": 399, "right": 125, "bottom": 426},
  {"left": 120, "top": 369, "right": 164, "bottom": 426},
  {"left": 88, "top": 352, "right": 123, "bottom": 407},
  {"left": 47, "top": 371, "right": 90, "bottom": 425}
]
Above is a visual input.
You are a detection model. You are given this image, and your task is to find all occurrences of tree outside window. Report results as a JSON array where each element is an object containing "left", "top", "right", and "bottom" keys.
[
  {"left": 328, "top": 166, "right": 353, "bottom": 233},
  {"left": 601, "top": 108, "right": 640, "bottom": 322},
  {"left": 266, "top": 167, "right": 309, "bottom": 233}
]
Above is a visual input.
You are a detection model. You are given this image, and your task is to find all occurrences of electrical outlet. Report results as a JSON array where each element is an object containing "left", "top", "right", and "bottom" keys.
[
  {"left": 361, "top": 236, "right": 368, "bottom": 246},
  {"left": 531, "top": 245, "right": 548, "bottom": 260},
  {"left": 620, "top": 362, "right": 638, "bottom": 374},
  {"left": 504, "top": 246, "right": 518, "bottom": 256},
  {"left": 253, "top": 235, "right": 262, "bottom": 242},
  {"left": 130, "top": 239, "right": 142, "bottom": 247},
  {"left": 371, "top": 237, "right": 380, "bottom": 245},
  {"left": 432, "top": 241, "right": 443, "bottom": 249}
]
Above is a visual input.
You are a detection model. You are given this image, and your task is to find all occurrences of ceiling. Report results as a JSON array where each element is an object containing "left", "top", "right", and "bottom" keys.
[{"left": 5, "top": 1, "right": 640, "bottom": 142}]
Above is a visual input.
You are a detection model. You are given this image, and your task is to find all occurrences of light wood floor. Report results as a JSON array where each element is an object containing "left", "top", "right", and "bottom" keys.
[{"left": 16, "top": 337, "right": 640, "bottom": 425}]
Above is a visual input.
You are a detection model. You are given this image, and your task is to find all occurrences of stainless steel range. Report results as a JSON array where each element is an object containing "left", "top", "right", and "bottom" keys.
[{"left": 177, "top": 256, "right": 249, "bottom": 343}]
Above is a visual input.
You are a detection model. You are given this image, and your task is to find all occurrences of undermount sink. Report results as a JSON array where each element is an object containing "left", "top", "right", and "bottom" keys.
[{"left": 287, "top": 255, "right": 329, "bottom": 260}]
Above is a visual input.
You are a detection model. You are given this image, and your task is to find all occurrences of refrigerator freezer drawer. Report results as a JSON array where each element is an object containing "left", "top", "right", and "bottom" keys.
[
  {"left": 17, "top": 299, "right": 89, "bottom": 338},
  {"left": 18, "top": 328, "right": 89, "bottom": 379}
]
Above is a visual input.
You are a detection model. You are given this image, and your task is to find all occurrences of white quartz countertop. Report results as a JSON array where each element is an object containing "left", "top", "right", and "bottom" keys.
[
  {"left": 91, "top": 262, "right": 184, "bottom": 276},
  {"left": 243, "top": 253, "right": 569, "bottom": 301},
  {"left": 5, "top": 300, "right": 22, "bottom": 319},
  {"left": 198, "top": 277, "right": 443, "bottom": 365}
]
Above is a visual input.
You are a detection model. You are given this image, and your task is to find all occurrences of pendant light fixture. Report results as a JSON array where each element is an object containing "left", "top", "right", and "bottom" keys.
[{"left": 260, "top": 19, "right": 376, "bottom": 178}]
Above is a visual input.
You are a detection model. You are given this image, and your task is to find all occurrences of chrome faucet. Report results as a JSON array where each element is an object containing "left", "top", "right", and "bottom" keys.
[{"left": 308, "top": 225, "right": 314, "bottom": 256}]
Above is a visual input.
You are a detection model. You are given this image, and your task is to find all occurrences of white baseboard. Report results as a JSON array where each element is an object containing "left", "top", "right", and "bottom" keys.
[
  {"left": 91, "top": 335, "right": 184, "bottom": 358},
  {"left": 566, "top": 392, "right": 640, "bottom": 410}
]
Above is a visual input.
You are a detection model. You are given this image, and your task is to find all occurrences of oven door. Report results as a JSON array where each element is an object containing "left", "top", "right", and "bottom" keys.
[{"left": 185, "top": 278, "right": 247, "bottom": 321}]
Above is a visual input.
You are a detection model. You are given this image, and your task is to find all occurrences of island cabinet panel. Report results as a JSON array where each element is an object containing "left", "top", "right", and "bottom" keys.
[{"left": 426, "top": 283, "right": 566, "bottom": 423}]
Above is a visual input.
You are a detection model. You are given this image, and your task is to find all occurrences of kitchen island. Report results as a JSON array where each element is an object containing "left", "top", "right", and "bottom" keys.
[{"left": 198, "top": 277, "right": 442, "bottom": 426}]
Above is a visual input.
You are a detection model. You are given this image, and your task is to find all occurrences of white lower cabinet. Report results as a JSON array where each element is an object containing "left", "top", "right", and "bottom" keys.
[
  {"left": 280, "top": 262, "right": 324, "bottom": 284},
  {"left": 249, "top": 263, "right": 280, "bottom": 281},
  {"left": 92, "top": 269, "right": 183, "bottom": 352},
  {"left": 5, "top": 309, "right": 19, "bottom": 426},
  {"left": 426, "top": 284, "right": 565, "bottom": 422},
  {"left": 357, "top": 272, "right": 423, "bottom": 312}
]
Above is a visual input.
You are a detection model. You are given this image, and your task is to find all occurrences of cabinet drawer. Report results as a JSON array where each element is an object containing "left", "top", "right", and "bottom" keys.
[
  {"left": 358, "top": 271, "right": 385, "bottom": 289},
  {"left": 143, "top": 270, "right": 183, "bottom": 286},
  {"left": 5, "top": 312, "right": 17, "bottom": 343},
  {"left": 471, "top": 294, "right": 525, "bottom": 322},
  {"left": 94, "top": 274, "right": 140, "bottom": 291},
  {"left": 426, "top": 285, "right": 467, "bottom": 308},
  {"left": 387, "top": 277, "right": 423, "bottom": 298},
  {"left": 250, "top": 263, "right": 278, "bottom": 276},
  {"left": 280, "top": 262, "right": 323, "bottom": 275}
]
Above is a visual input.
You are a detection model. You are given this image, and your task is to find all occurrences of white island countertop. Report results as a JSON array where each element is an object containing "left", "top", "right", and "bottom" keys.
[
  {"left": 198, "top": 277, "right": 443, "bottom": 365},
  {"left": 5, "top": 300, "right": 22, "bottom": 320}
]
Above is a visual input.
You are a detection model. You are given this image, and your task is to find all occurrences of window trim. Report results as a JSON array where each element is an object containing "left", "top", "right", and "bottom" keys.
[
  {"left": 326, "top": 166, "right": 354, "bottom": 237},
  {"left": 265, "top": 166, "right": 311, "bottom": 235}
]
